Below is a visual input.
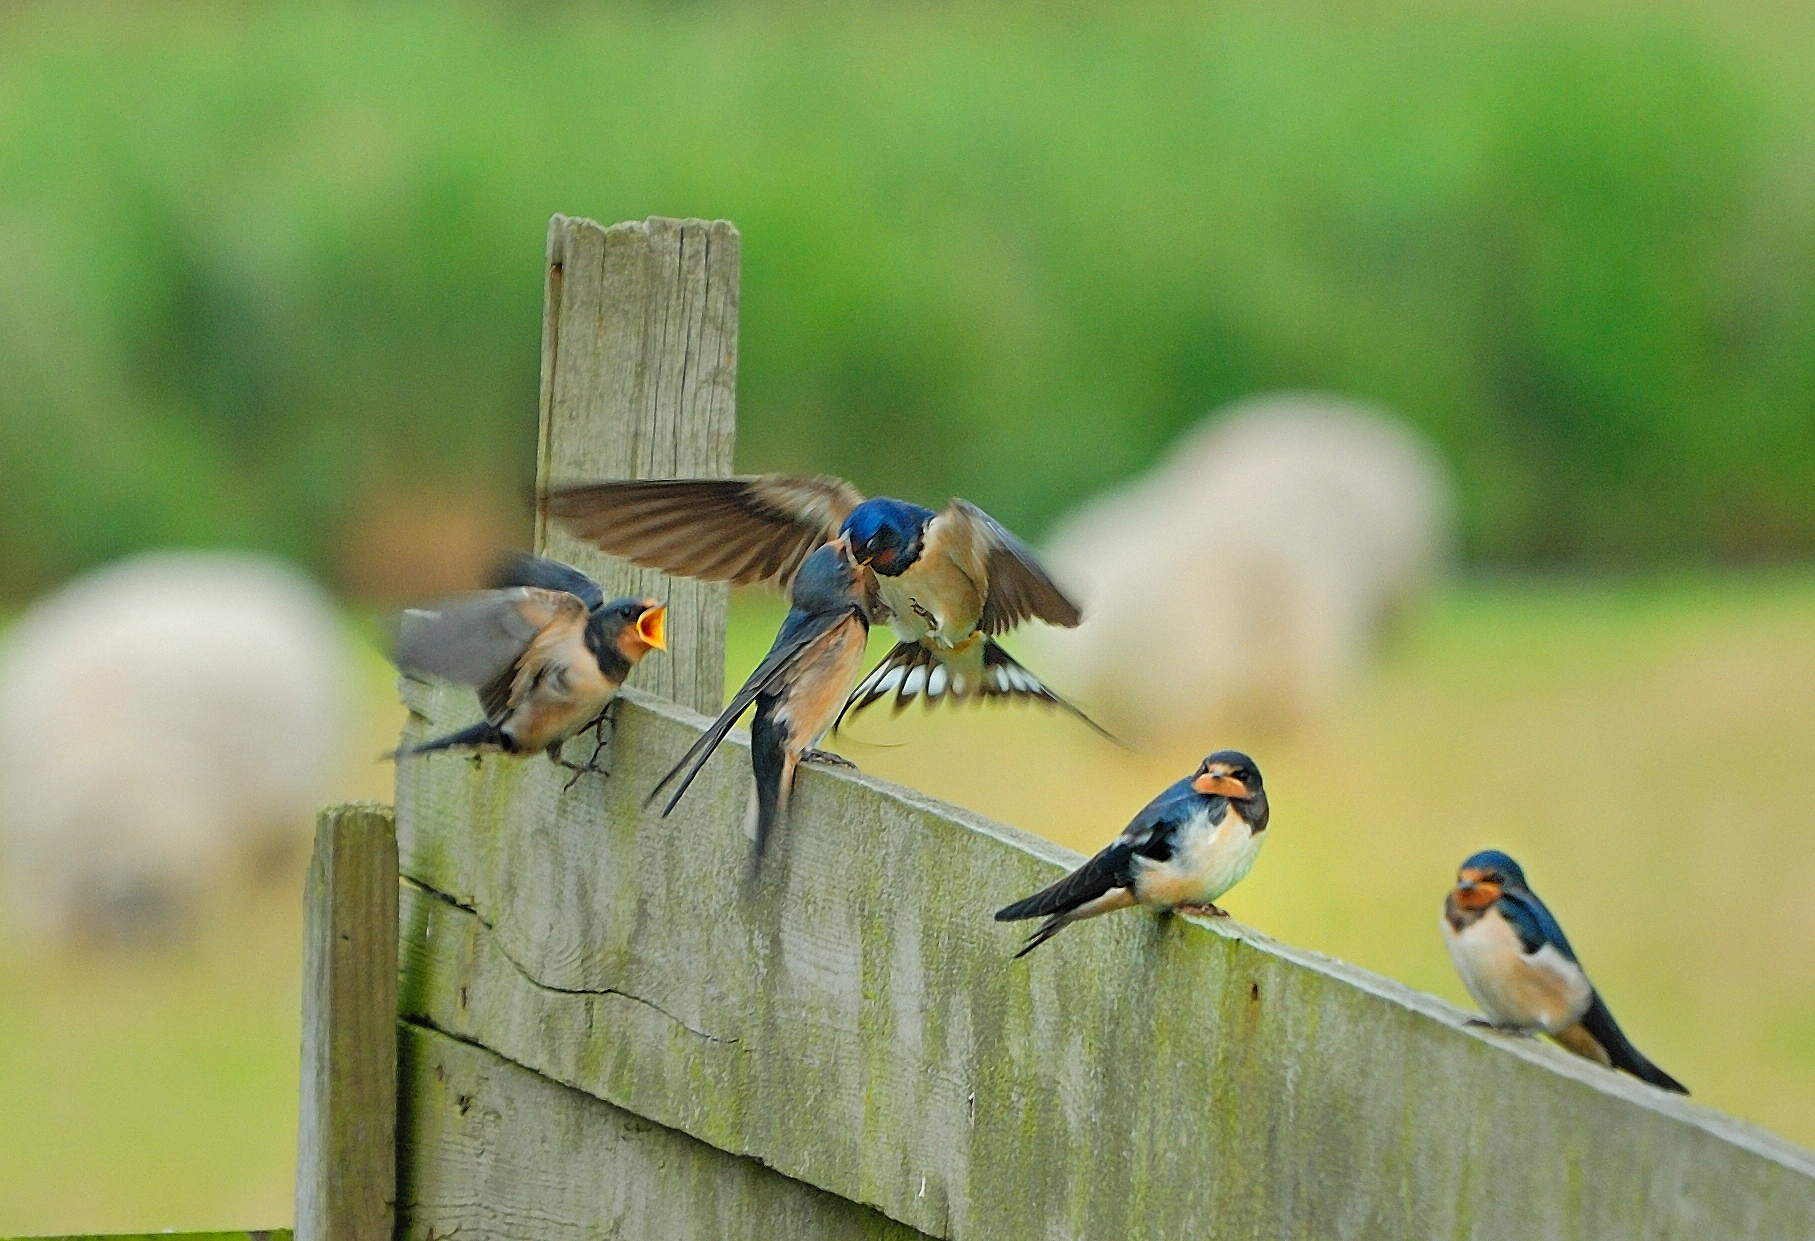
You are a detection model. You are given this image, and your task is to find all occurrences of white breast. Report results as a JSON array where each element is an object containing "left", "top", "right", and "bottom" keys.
[
  {"left": 1131, "top": 804, "right": 1265, "bottom": 908},
  {"left": 1442, "top": 908, "right": 1592, "bottom": 1034},
  {"left": 875, "top": 575, "right": 927, "bottom": 644}
]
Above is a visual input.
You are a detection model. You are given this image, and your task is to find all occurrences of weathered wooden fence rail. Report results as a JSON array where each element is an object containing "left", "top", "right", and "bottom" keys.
[
  {"left": 388, "top": 690, "right": 1815, "bottom": 1239},
  {"left": 361, "top": 214, "right": 1815, "bottom": 1239}
]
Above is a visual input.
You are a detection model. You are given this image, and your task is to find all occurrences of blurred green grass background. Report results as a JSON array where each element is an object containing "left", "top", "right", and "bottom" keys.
[
  {"left": 4, "top": 579, "right": 1813, "bottom": 1231},
  {"left": 5, "top": 0, "right": 1815, "bottom": 595},
  {"left": 5, "top": 0, "right": 1815, "bottom": 1231}
]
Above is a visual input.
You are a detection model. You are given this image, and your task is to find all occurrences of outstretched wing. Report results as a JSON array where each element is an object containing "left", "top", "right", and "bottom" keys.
[
  {"left": 395, "top": 587, "right": 582, "bottom": 694},
  {"left": 940, "top": 499, "right": 1082, "bottom": 633},
  {"left": 994, "top": 779, "right": 1193, "bottom": 922},
  {"left": 646, "top": 603, "right": 863, "bottom": 816},
  {"left": 544, "top": 475, "right": 865, "bottom": 591}
]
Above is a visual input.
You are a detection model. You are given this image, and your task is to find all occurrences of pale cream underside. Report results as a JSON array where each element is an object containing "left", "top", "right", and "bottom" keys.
[
  {"left": 1442, "top": 908, "right": 1592, "bottom": 1034},
  {"left": 506, "top": 611, "right": 617, "bottom": 750},
  {"left": 772, "top": 616, "right": 872, "bottom": 751},
  {"left": 878, "top": 514, "right": 987, "bottom": 649},
  {"left": 1130, "top": 806, "right": 1265, "bottom": 908},
  {"left": 746, "top": 615, "right": 871, "bottom": 841}
]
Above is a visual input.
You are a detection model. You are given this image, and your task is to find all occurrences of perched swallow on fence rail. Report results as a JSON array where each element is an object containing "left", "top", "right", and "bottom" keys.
[
  {"left": 541, "top": 475, "right": 1110, "bottom": 738},
  {"left": 646, "top": 539, "right": 873, "bottom": 864},
  {"left": 994, "top": 751, "right": 1268, "bottom": 957},
  {"left": 390, "top": 553, "right": 666, "bottom": 782},
  {"left": 1442, "top": 850, "right": 1687, "bottom": 1094}
]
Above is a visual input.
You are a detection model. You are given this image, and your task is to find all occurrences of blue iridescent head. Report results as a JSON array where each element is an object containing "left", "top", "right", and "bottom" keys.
[
  {"left": 842, "top": 498, "right": 936, "bottom": 577},
  {"left": 1457, "top": 850, "right": 1529, "bottom": 892}
]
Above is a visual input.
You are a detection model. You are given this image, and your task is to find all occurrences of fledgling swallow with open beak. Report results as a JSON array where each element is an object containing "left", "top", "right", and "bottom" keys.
[
  {"left": 646, "top": 539, "right": 873, "bottom": 864},
  {"left": 1442, "top": 850, "right": 1687, "bottom": 1094},
  {"left": 390, "top": 553, "right": 666, "bottom": 779},
  {"left": 541, "top": 474, "right": 1112, "bottom": 738},
  {"left": 994, "top": 751, "right": 1268, "bottom": 957}
]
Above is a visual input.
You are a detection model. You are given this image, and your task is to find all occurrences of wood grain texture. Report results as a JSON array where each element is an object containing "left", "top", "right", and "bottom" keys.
[
  {"left": 533, "top": 214, "right": 737, "bottom": 718},
  {"left": 296, "top": 803, "right": 398, "bottom": 1241},
  {"left": 397, "top": 1021, "right": 930, "bottom": 1240},
  {"left": 393, "top": 681, "right": 1815, "bottom": 1241}
]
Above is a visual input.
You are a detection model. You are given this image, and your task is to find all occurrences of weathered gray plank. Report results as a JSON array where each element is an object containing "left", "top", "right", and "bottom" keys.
[
  {"left": 397, "top": 1020, "right": 930, "bottom": 1240},
  {"left": 296, "top": 803, "right": 398, "bottom": 1241},
  {"left": 393, "top": 683, "right": 1815, "bottom": 1241},
  {"left": 533, "top": 213, "right": 737, "bottom": 718}
]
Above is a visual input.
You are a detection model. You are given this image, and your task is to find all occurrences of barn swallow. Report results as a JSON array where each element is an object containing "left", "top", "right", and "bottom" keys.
[
  {"left": 390, "top": 553, "right": 666, "bottom": 780},
  {"left": 542, "top": 475, "right": 1109, "bottom": 735},
  {"left": 645, "top": 539, "right": 873, "bottom": 863},
  {"left": 994, "top": 751, "right": 1268, "bottom": 957},
  {"left": 1442, "top": 850, "right": 1687, "bottom": 1094}
]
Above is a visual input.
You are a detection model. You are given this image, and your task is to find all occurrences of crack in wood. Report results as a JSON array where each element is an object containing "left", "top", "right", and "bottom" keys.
[{"left": 401, "top": 874, "right": 741, "bottom": 1048}]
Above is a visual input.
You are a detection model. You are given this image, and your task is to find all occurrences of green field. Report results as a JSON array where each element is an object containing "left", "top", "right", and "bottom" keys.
[
  {"left": 5, "top": 0, "right": 1815, "bottom": 594},
  {"left": 1, "top": 573, "right": 1811, "bottom": 1232}
]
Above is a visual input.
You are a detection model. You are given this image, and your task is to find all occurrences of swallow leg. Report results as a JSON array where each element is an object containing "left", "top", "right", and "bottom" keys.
[
  {"left": 802, "top": 748, "right": 858, "bottom": 770},
  {"left": 551, "top": 715, "right": 615, "bottom": 790},
  {"left": 1174, "top": 901, "right": 1230, "bottom": 918}
]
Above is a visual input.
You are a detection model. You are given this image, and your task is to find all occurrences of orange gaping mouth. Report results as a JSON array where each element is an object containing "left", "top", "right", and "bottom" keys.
[{"left": 636, "top": 604, "right": 668, "bottom": 651}]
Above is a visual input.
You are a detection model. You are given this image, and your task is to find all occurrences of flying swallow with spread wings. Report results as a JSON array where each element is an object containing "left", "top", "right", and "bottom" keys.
[{"left": 542, "top": 475, "right": 1110, "bottom": 738}]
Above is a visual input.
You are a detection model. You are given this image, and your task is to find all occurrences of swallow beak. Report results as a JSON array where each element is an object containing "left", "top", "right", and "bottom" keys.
[
  {"left": 1192, "top": 771, "right": 1247, "bottom": 798},
  {"left": 636, "top": 602, "right": 668, "bottom": 652}
]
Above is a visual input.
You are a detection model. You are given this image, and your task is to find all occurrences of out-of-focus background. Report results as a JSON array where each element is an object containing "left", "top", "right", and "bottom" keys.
[{"left": 2, "top": 0, "right": 1814, "bottom": 1230}]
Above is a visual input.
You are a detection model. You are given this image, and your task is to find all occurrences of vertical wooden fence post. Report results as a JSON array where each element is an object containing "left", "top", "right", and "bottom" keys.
[
  {"left": 533, "top": 214, "right": 739, "bottom": 717},
  {"left": 296, "top": 802, "right": 398, "bottom": 1241}
]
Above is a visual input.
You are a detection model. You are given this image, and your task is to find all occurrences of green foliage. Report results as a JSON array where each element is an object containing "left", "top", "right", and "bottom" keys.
[{"left": 1, "top": 0, "right": 1813, "bottom": 594}]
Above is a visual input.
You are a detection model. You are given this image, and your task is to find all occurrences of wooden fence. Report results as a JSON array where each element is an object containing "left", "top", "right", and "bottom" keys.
[
  {"left": 24, "top": 214, "right": 1815, "bottom": 1240},
  {"left": 361, "top": 215, "right": 1815, "bottom": 1239}
]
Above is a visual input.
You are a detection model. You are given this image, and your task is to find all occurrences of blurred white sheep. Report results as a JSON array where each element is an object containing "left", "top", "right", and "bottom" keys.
[
  {"left": 1038, "top": 393, "right": 1454, "bottom": 744},
  {"left": 0, "top": 551, "right": 355, "bottom": 945}
]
